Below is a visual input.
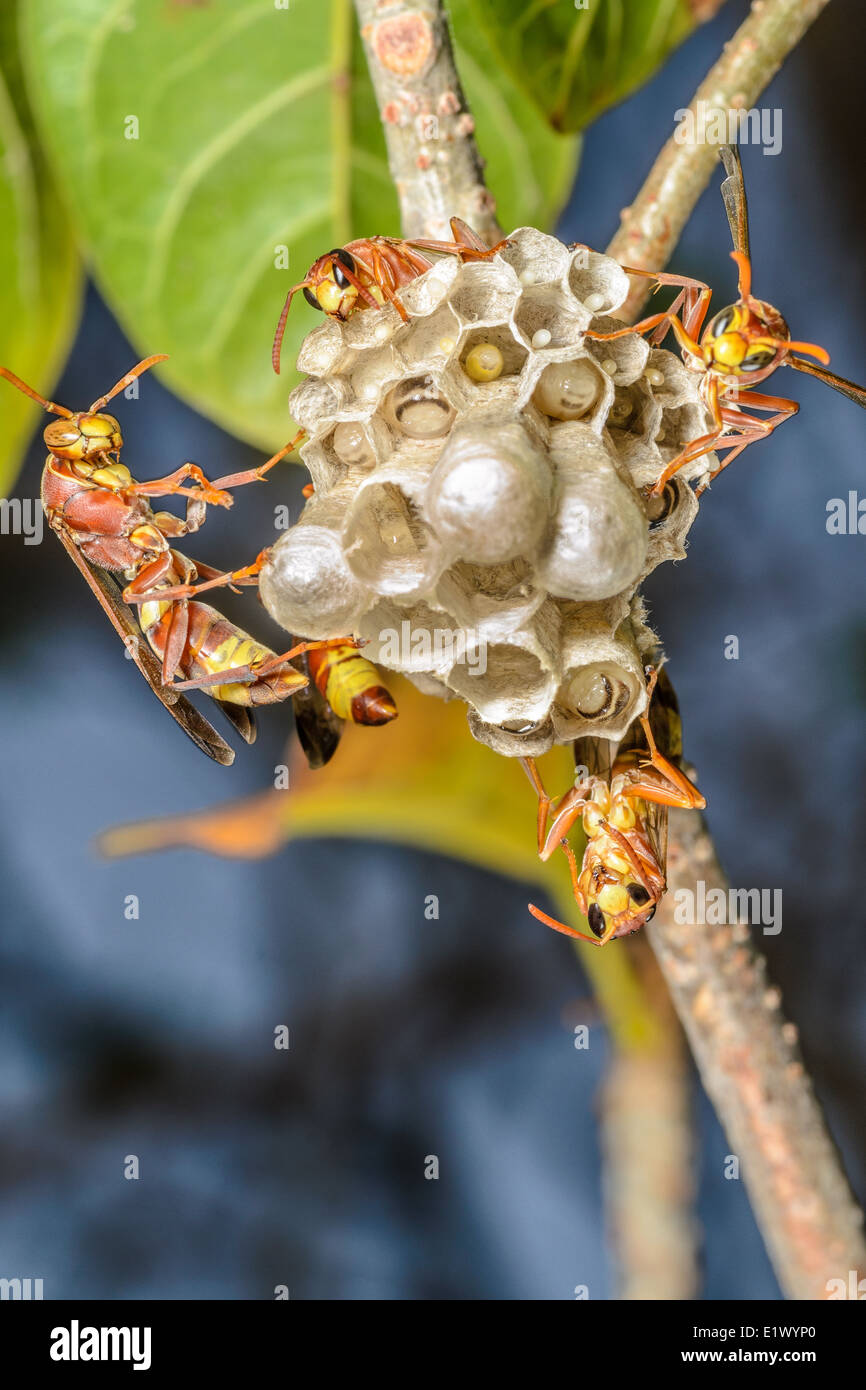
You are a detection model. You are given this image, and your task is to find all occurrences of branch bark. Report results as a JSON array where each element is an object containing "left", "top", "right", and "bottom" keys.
[
  {"left": 648, "top": 804, "right": 866, "bottom": 1299},
  {"left": 607, "top": 0, "right": 831, "bottom": 319},
  {"left": 352, "top": 0, "right": 503, "bottom": 243}
]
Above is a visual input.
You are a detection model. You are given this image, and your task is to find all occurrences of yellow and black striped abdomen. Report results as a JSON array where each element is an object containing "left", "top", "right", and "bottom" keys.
[{"left": 310, "top": 644, "right": 397, "bottom": 725}]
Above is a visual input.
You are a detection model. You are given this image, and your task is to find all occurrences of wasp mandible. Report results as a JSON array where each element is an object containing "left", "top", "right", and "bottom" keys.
[
  {"left": 522, "top": 668, "right": 705, "bottom": 945},
  {"left": 585, "top": 146, "right": 866, "bottom": 495},
  {"left": 1, "top": 356, "right": 351, "bottom": 764},
  {"left": 272, "top": 217, "right": 509, "bottom": 372}
]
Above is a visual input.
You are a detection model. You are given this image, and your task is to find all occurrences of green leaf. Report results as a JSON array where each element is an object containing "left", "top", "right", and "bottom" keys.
[
  {"left": 21, "top": 0, "right": 578, "bottom": 454},
  {"left": 0, "top": 2, "right": 81, "bottom": 494},
  {"left": 460, "top": 0, "right": 703, "bottom": 133}
]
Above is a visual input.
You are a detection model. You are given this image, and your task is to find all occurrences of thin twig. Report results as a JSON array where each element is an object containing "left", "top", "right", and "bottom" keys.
[
  {"left": 352, "top": 0, "right": 503, "bottom": 243},
  {"left": 649, "top": 804, "right": 866, "bottom": 1299},
  {"left": 607, "top": 0, "right": 831, "bottom": 319}
]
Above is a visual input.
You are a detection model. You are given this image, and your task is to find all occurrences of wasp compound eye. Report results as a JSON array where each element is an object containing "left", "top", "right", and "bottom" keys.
[
  {"left": 44, "top": 423, "right": 80, "bottom": 446},
  {"left": 627, "top": 883, "right": 651, "bottom": 906},
  {"left": 303, "top": 286, "right": 322, "bottom": 311},
  {"left": 587, "top": 903, "right": 606, "bottom": 939},
  {"left": 740, "top": 347, "right": 777, "bottom": 372},
  {"left": 709, "top": 307, "right": 736, "bottom": 338},
  {"left": 330, "top": 249, "right": 356, "bottom": 289}
]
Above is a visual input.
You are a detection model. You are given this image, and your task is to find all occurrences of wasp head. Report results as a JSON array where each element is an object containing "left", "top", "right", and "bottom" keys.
[
  {"left": 700, "top": 301, "right": 788, "bottom": 385},
  {"left": 44, "top": 411, "right": 123, "bottom": 461},
  {"left": 305, "top": 249, "right": 361, "bottom": 319},
  {"left": 579, "top": 812, "right": 663, "bottom": 944}
]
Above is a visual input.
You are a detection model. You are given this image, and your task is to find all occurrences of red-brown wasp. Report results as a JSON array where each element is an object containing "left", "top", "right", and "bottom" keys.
[
  {"left": 1, "top": 356, "right": 350, "bottom": 764},
  {"left": 272, "top": 217, "right": 508, "bottom": 372},
  {"left": 586, "top": 146, "right": 866, "bottom": 495},
  {"left": 522, "top": 668, "right": 705, "bottom": 945},
  {"left": 122, "top": 521, "right": 399, "bottom": 768}
]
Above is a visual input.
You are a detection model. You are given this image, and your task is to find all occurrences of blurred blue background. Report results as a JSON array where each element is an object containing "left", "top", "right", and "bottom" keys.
[{"left": 0, "top": 0, "right": 863, "bottom": 1299}]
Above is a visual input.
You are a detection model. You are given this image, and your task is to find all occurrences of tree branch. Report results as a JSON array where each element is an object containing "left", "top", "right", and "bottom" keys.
[
  {"left": 352, "top": 0, "right": 503, "bottom": 242},
  {"left": 648, "top": 804, "right": 866, "bottom": 1299},
  {"left": 607, "top": 0, "right": 831, "bottom": 319}
]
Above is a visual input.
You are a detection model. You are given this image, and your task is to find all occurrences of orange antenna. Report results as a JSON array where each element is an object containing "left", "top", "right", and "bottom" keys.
[
  {"left": 0, "top": 365, "right": 74, "bottom": 419},
  {"left": 730, "top": 251, "right": 752, "bottom": 299},
  {"left": 89, "top": 354, "right": 169, "bottom": 412},
  {"left": 776, "top": 338, "right": 831, "bottom": 365},
  {"left": 272, "top": 284, "right": 313, "bottom": 374}
]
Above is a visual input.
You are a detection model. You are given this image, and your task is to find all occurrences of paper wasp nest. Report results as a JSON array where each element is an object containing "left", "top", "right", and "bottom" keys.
[{"left": 261, "top": 229, "right": 713, "bottom": 756}]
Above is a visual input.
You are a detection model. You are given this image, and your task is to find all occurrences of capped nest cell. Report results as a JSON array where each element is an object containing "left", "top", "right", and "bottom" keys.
[{"left": 260, "top": 229, "right": 714, "bottom": 757}]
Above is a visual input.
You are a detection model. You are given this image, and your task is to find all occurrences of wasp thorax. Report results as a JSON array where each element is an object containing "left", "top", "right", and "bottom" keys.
[{"left": 269, "top": 228, "right": 710, "bottom": 755}]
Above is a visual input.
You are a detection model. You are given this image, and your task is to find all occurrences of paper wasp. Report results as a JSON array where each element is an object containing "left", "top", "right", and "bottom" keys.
[
  {"left": 587, "top": 146, "right": 866, "bottom": 495},
  {"left": 522, "top": 668, "right": 705, "bottom": 945},
  {"left": 272, "top": 217, "right": 508, "bottom": 372},
  {"left": 64, "top": 425, "right": 403, "bottom": 767},
  {"left": 1, "top": 355, "right": 356, "bottom": 765}
]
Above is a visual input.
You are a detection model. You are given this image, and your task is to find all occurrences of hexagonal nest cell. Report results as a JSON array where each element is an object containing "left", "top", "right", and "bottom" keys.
[{"left": 260, "top": 228, "right": 715, "bottom": 756}]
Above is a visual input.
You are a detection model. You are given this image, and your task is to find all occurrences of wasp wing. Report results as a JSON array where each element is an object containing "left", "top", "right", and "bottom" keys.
[
  {"left": 571, "top": 734, "right": 614, "bottom": 787},
  {"left": 213, "top": 702, "right": 257, "bottom": 746},
  {"left": 54, "top": 527, "right": 235, "bottom": 765},
  {"left": 291, "top": 643, "right": 343, "bottom": 769},
  {"left": 719, "top": 144, "right": 750, "bottom": 260},
  {"left": 616, "top": 666, "right": 685, "bottom": 870},
  {"left": 784, "top": 355, "right": 866, "bottom": 409}
]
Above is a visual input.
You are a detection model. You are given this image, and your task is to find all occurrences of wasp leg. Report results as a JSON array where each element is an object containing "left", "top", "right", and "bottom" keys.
[
  {"left": 209, "top": 431, "right": 306, "bottom": 491},
  {"left": 695, "top": 393, "right": 799, "bottom": 495},
  {"left": 161, "top": 600, "right": 191, "bottom": 685},
  {"left": 126, "top": 550, "right": 272, "bottom": 605},
  {"left": 130, "top": 461, "right": 232, "bottom": 508},
  {"left": 585, "top": 269, "right": 712, "bottom": 345},
  {"left": 366, "top": 243, "right": 411, "bottom": 321},
  {"left": 521, "top": 757, "right": 589, "bottom": 861},
  {"left": 649, "top": 375, "right": 724, "bottom": 495},
  {"left": 121, "top": 551, "right": 177, "bottom": 603},
  {"left": 600, "top": 820, "right": 659, "bottom": 901},
  {"left": 171, "top": 637, "right": 356, "bottom": 692},
  {"left": 405, "top": 220, "right": 509, "bottom": 262},
  {"left": 522, "top": 757, "right": 599, "bottom": 938},
  {"left": 628, "top": 729, "right": 706, "bottom": 811},
  {"left": 152, "top": 503, "right": 207, "bottom": 540}
]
